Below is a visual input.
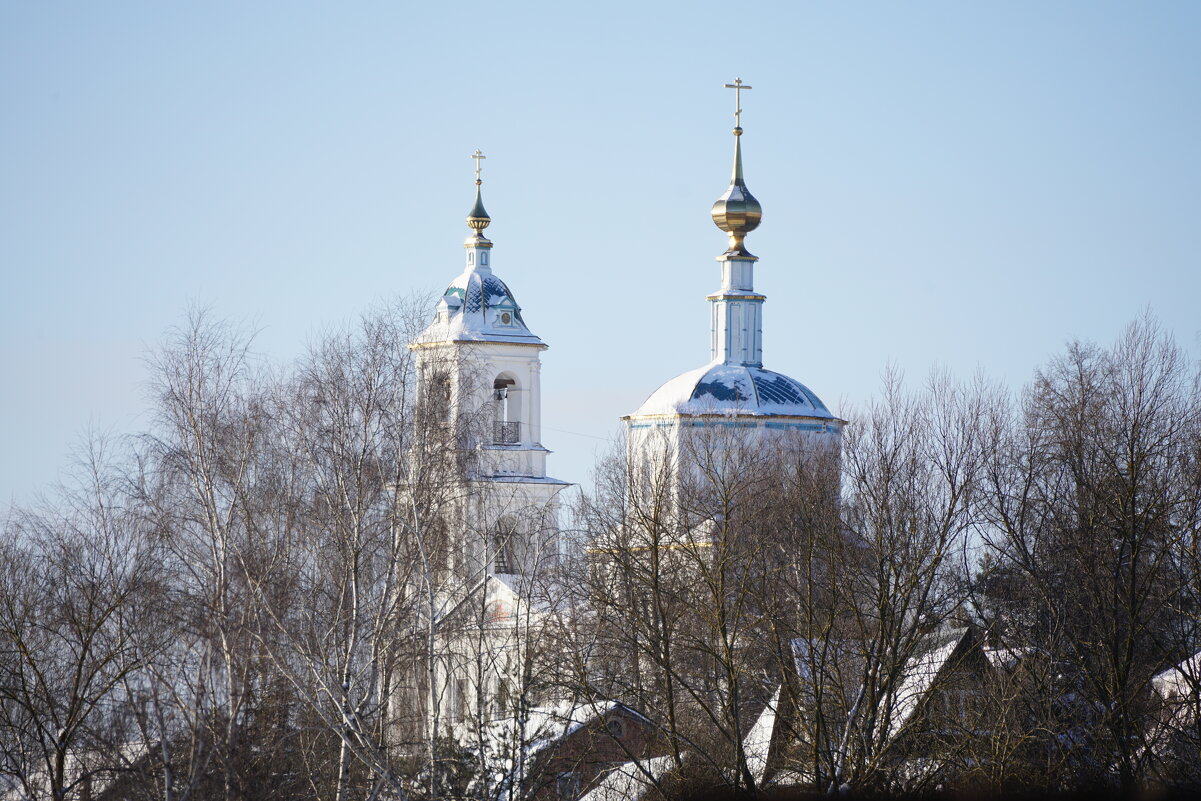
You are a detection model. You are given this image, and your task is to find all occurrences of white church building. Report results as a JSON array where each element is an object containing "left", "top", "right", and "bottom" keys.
[
  {"left": 624, "top": 78, "right": 842, "bottom": 459},
  {"left": 404, "top": 82, "right": 844, "bottom": 784}
]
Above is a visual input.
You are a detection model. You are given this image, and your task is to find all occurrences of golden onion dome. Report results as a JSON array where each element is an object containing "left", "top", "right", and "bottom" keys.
[{"left": 711, "top": 126, "right": 761, "bottom": 256}]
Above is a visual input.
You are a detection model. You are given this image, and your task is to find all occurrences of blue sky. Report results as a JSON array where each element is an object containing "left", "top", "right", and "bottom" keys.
[{"left": 3, "top": 1, "right": 1200, "bottom": 502}]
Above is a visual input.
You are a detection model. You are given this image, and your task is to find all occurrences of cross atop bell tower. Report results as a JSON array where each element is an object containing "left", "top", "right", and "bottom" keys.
[{"left": 471, "top": 149, "right": 486, "bottom": 184}]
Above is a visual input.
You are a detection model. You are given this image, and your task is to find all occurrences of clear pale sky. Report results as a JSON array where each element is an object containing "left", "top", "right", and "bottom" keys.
[{"left": 3, "top": 1, "right": 1200, "bottom": 503}]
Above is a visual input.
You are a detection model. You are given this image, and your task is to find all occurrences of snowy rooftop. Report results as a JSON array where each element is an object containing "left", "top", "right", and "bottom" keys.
[
  {"left": 482, "top": 699, "right": 649, "bottom": 767},
  {"left": 578, "top": 757, "right": 674, "bottom": 801},
  {"left": 791, "top": 629, "right": 973, "bottom": 745},
  {"left": 417, "top": 262, "right": 544, "bottom": 346},
  {"left": 628, "top": 361, "right": 837, "bottom": 419},
  {"left": 889, "top": 633, "right": 964, "bottom": 737},
  {"left": 1153, "top": 650, "right": 1201, "bottom": 701},
  {"left": 743, "top": 686, "right": 779, "bottom": 786}
]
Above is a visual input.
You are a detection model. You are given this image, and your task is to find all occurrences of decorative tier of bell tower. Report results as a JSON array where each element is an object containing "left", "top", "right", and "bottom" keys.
[
  {"left": 412, "top": 151, "right": 568, "bottom": 578},
  {"left": 623, "top": 78, "right": 843, "bottom": 450}
]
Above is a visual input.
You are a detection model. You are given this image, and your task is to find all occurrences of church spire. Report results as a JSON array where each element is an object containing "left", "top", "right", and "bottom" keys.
[
  {"left": 707, "top": 78, "right": 766, "bottom": 367},
  {"left": 710, "top": 78, "right": 762, "bottom": 258},
  {"left": 466, "top": 149, "right": 492, "bottom": 249}
]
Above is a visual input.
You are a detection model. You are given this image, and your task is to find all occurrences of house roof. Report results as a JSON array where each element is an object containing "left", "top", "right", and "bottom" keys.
[
  {"left": 577, "top": 756, "right": 675, "bottom": 801},
  {"left": 1153, "top": 649, "right": 1201, "bottom": 702}
]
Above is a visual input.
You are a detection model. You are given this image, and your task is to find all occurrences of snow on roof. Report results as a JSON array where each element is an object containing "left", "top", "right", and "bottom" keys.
[
  {"left": 789, "top": 631, "right": 975, "bottom": 746},
  {"left": 886, "top": 629, "right": 970, "bottom": 741},
  {"left": 743, "top": 686, "right": 780, "bottom": 786},
  {"left": 578, "top": 756, "right": 675, "bottom": 801},
  {"left": 481, "top": 699, "right": 636, "bottom": 792},
  {"left": 1146, "top": 651, "right": 1201, "bottom": 747},
  {"left": 1153, "top": 650, "right": 1201, "bottom": 702},
  {"left": 483, "top": 474, "right": 571, "bottom": 485},
  {"left": 628, "top": 360, "right": 837, "bottom": 420},
  {"left": 487, "top": 571, "right": 565, "bottom": 615},
  {"left": 984, "top": 645, "right": 1035, "bottom": 671},
  {"left": 502, "top": 699, "right": 647, "bottom": 759},
  {"left": 418, "top": 263, "right": 545, "bottom": 346}
]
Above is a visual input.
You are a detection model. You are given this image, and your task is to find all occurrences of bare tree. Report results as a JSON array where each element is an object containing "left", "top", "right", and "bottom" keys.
[
  {"left": 973, "top": 317, "right": 1201, "bottom": 793},
  {"left": 137, "top": 308, "right": 288, "bottom": 800},
  {"left": 0, "top": 438, "right": 156, "bottom": 800},
  {"left": 765, "top": 371, "right": 985, "bottom": 794},
  {"left": 564, "top": 422, "right": 830, "bottom": 797}
]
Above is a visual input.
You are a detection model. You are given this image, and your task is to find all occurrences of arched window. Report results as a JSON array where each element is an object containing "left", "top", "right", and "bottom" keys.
[
  {"left": 493, "top": 515, "right": 518, "bottom": 574},
  {"left": 426, "top": 371, "right": 451, "bottom": 421},
  {"left": 492, "top": 375, "right": 520, "bottom": 444}
]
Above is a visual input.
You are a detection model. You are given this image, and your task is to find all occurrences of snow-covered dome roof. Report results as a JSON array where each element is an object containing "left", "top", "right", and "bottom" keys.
[
  {"left": 418, "top": 264, "right": 543, "bottom": 346},
  {"left": 628, "top": 361, "right": 836, "bottom": 419}
]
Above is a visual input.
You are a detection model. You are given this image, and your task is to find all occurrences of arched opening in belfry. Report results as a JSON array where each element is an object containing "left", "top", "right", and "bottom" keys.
[
  {"left": 492, "top": 373, "right": 521, "bottom": 444},
  {"left": 492, "top": 514, "right": 519, "bottom": 574},
  {"left": 426, "top": 370, "right": 451, "bottom": 421}
]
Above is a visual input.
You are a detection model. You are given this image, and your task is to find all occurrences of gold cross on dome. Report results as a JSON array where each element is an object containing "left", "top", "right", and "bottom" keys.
[
  {"left": 471, "top": 149, "right": 486, "bottom": 184},
  {"left": 723, "top": 77, "right": 752, "bottom": 128}
]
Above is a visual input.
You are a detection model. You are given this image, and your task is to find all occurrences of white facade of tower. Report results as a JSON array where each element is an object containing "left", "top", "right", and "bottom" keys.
[
  {"left": 402, "top": 167, "right": 570, "bottom": 749},
  {"left": 412, "top": 185, "right": 568, "bottom": 579}
]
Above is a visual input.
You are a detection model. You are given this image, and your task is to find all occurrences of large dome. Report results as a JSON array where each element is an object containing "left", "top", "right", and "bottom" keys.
[{"left": 629, "top": 361, "right": 836, "bottom": 420}]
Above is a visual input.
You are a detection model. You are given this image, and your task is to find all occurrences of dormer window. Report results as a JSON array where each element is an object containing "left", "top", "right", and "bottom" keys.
[{"left": 499, "top": 311, "right": 512, "bottom": 325}]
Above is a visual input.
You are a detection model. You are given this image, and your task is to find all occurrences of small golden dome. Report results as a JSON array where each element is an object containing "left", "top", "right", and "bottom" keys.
[{"left": 711, "top": 127, "right": 762, "bottom": 257}]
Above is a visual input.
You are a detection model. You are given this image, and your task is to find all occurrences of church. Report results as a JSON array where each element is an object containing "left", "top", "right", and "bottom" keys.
[
  {"left": 412, "top": 77, "right": 841, "bottom": 534},
  {"left": 404, "top": 80, "right": 844, "bottom": 797}
]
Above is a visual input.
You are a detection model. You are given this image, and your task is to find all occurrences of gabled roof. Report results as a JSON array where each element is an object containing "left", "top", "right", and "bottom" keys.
[
  {"left": 522, "top": 699, "right": 651, "bottom": 757},
  {"left": 789, "top": 627, "right": 983, "bottom": 745},
  {"left": 577, "top": 756, "right": 675, "bottom": 801},
  {"left": 743, "top": 685, "right": 780, "bottom": 786},
  {"left": 886, "top": 628, "right": 972, "bottom": 741}
]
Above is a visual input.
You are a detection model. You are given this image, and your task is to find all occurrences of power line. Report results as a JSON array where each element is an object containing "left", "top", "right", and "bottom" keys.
[{"left": 542, "top": 425, "right": 614, "bottom": 444}]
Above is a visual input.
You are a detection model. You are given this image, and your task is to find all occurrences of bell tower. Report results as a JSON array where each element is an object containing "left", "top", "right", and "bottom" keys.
[{"left": 412, "top": 151, "right": 568, "bottom": 577}]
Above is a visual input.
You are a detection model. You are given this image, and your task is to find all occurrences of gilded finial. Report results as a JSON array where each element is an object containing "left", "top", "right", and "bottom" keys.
[
  {"left": 467, "top": 149, "right": 491, "bottom": 240},
  {"left": 711, "top": 78, "right": 762, "bottom": 257}
]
